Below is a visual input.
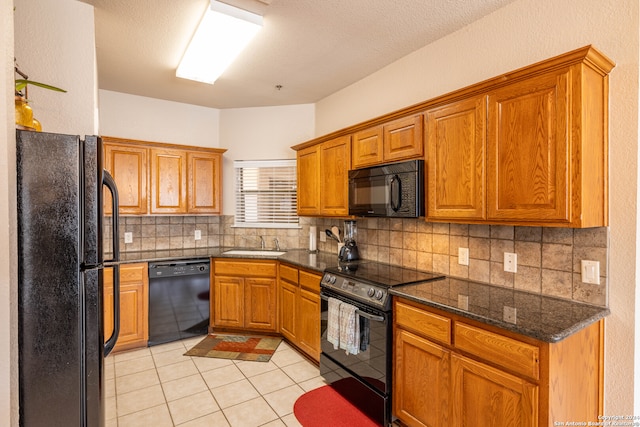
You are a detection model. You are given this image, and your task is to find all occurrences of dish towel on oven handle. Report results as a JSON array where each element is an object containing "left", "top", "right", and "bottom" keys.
[
  {"left": 339, "top": 302, "right": 360, "bottom": 355},
  {"left": 327, "top": 297, "right": 341, "bottom": 349}
]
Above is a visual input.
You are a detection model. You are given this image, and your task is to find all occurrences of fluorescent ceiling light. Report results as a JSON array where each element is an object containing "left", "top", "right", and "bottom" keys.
[{"left": 176, "top": 0, "right": 263, "bottom": 84}]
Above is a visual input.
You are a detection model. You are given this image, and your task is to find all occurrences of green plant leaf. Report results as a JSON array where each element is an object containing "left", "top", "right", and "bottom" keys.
[{"left": 15, "top": 79, "right": 67, "bottom": 93}]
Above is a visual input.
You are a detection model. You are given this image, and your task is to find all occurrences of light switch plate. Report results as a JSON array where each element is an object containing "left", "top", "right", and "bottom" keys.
[
  {"left": 194, "top": 230, "right": 201, "bottom": 241},
  {"left": 458, "top": 247, "right": 469, "bottom": 266},
  {"left": 124, "top": 232, "right": 133, "bottom": 244},
  {"left": 503, "top": 306, "right": 517, "bottom": 324},
  {"left": 581, "top": 260, "right": 600, "bottom": 285},
  {"left": 457, "top": 294, "right": 469, "bottom": 310},
  {"left": 504, "top": 252, "right": 517, "bottom": 273}
]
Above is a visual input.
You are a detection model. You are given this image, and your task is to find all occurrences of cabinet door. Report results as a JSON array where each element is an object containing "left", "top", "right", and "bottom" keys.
[
  {"left": 103, "top": 143, "right": 148, "bottom": 215},
  {"left": 245, "top": 278, "right": 277, "bottom": 331},
  {"left": 213, "top": 276, "right": 244, "bottom": 328},
  {"left": 103, "top": 263, "right": 149, "bottom": 352},
  {"left": 426, "top": 97, "right": 486, "bottom": 220},
  {"left": 487, "top": 70, "right": 569, "bottom": 222},
  {"left": 150, "top": 148, "right": 188, "bottom": 214},
  {"left": 451, "top": 354, "right": 538, "bottom": 427},
  {"left": 384, "top": 114, "right": 424, "bottom": 162},
  {"left": 394, "top": 329, "right": 450, "bottom": 427},
  {"left": 297, "top": 145, "right": 321, "bottom": 216},
  {"left": 297, "top": 287, "right": 320, "bottom": 361},
  {"left": 319, "top": 135, "right": 351, "bottom": 216},
  {"left": 188, "top": 151, "right": 222, "bottom": 214},
  {"left": 352, "top": 126, "right": 383, "bottom": 169},
  {"left": 279, "top": 280, "right": 297, "bottom": 341}
]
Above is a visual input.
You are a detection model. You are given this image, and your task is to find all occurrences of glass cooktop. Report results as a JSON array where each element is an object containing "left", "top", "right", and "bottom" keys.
[{"left": 324, "top": 261, "right": 444, "bottom": 288}]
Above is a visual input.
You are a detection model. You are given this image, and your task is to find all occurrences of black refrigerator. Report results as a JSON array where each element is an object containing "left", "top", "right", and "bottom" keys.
[{"left": 16, "top": 129, "right": 121, "bottom": 427}]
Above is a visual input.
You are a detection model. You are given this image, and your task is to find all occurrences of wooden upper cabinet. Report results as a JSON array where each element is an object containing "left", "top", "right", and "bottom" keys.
[
  {"left": 352, "top": 126, "right": 383, "bottom": 169},
  {"left": 150, "top": 148, "right": 188, "bottom": 214},
  {"left": 295, "top": 135, "right": 351, "bottom": 217},
  {"left": 296, "top": 144, "right": 321, "bottom": 216},
  {"left": 383, "top": 114, "right": 424, "bottom": 162},
  {"left": 427, "top": 96, "right": 486, "bottom": 221},
  {"left": 319, "top": 135, "right": 351, "bottom": 216},
  {"left": 486, "top": 52, "right": 613, "bottom": 227},
  {"left": 103, "top": 140, "right": 148, "bottom": 215},
  {"left": 487, "top": 70, "right": 569, "bottom": 223},
  {"left": 188, "top": 151, "right": 222, "bottom": 214},
  {"left": 352, "top": 115, "right": 423, "bottom": 169},
  {"left": 102, "top": 136, "right": 226, "bottom": 215}
]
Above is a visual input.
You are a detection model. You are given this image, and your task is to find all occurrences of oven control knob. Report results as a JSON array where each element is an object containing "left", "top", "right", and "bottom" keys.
[
  {"left": 328, "top": 275, "right": 336, "bottom": 284},
  {"left": 367, "top": 288, "right": 375, "bottom": 297},
  {"left": 375, "top": 290, "right": 384, "bottom": 300}
]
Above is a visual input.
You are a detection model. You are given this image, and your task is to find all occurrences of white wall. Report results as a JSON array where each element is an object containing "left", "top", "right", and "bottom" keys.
[
  {"left": 219, "top": 105, "right": 315, "bottom": 215},
  {"left": 14, "top": 0, "right": 97, "bottom": 135},
  {"left": 316, "top": 0, "right": 639, "bottom": 415},
  {"left": 98, "top": 90, "right": 221, "bottom": 148},
  {"left": 0, "top": 0, "right": 16, "bottom": 423}
]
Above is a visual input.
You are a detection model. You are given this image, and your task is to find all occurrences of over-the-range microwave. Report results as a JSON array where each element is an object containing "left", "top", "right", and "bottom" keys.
[{"left": 348, "top": 159, "right": 424, "bottom": 218}]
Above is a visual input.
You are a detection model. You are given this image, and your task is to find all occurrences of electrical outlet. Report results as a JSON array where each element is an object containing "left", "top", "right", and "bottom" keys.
[
  {"left": 504, "top": 252, "right": 517, "bottom": 273},
  {"left": 458, "top": 247, "right": 469, "bottom": 266},
  {"left": 194, "top": 230, "right": 201, "bottom": 241},
  {"left": 124, "top": 232, "right": 133, "bottom": 244},
  {"left": 581, "top": 260, "right": 600, "bottom": 285},
  {"left": 457, "top": 294, "right": 469, "bottom": 310},
  {"left": 503, "top": 306, "right": 517, "bottom": 324},
  {"left": 319, "top": 230, "right": 326, "bottom": 242}
]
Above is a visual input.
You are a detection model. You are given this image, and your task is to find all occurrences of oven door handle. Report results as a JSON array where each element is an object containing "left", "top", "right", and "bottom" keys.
[{"left": 321, "top": 294, "right": 386, "bottom": 322}]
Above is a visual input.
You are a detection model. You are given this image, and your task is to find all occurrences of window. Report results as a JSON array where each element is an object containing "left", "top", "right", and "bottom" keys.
[{"left": 234, "top": 159, "right": 299, "bottom": 228}]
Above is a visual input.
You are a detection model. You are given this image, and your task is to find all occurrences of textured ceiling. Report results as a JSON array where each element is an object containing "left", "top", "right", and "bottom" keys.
[{"left": 79, "top": 0, "right": 518, "bottom": 109}]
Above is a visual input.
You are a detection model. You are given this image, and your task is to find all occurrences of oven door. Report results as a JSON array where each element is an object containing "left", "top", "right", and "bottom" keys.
[
  {"left": 320, "top": 290, "right": 391, "bottom": 394},
  {"left": 320, "top": 289, "right": 392, "bottom": 426}
]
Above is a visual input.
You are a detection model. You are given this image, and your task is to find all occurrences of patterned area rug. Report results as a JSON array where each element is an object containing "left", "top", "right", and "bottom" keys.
[{"left": 184, "top": 334, "right": 282, "bottom": 362}]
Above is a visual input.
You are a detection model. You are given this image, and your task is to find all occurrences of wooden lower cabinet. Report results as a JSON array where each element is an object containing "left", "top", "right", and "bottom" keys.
[
  {"left": 212, "top": 259, "right": 277, "bottom": 332},
  {"left": 394, "top": 329, "right": 450, "bottom": 427},
  {"left": 278, "top": 263, "right": 321, "bottom": 361},
  {"left": 451, "top": 354, "right": 538, "bottom": 427},
  {"left": 103, "top": 263, "right": 149, "bottom": 352},
  {"left": 393, "top": 298, "right": 603, "bottom": 427}
]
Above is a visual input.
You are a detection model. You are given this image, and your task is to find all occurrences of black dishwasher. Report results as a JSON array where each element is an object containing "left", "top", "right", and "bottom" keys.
[{"left": 148, "top": 259, "right": 210, "bottom": 346}]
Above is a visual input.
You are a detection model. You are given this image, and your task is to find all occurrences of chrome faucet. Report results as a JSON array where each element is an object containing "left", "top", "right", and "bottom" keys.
[
  {"left": 273, "top": 238, "right": 280, "bottom": 251},
  {"left": 259, "top": 236, "right": 265, "bottom": 249}
]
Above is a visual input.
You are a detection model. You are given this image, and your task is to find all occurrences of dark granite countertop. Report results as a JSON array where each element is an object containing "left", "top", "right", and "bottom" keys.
[
  {"left": 109, "top": 248, "right": 609, "bottom": 342},
  {"left": 390, "top": 277, "right": 610, "bottom": 343},
  {"left": 106, "top": 248, "right": 337, "bottom": 273}
]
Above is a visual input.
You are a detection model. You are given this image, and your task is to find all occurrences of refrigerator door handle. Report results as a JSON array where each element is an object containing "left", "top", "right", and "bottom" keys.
[
  {"left": 104, "top": 265, "right": 120, "bottom": 356},
  {"left": 102, "top": 170, "right": 119, "bottom": 263},
  {"left": 102, "top": 170, "right": 121, "bottom": 356}
]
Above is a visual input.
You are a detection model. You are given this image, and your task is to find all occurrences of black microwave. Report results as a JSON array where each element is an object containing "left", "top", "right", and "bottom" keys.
[{"left": 348, "top": 160, "right": 424, "bottom": 218}]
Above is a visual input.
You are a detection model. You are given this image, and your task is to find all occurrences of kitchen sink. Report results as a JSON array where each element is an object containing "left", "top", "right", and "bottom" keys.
[{"left": 221, "top": 249, "right": 286, "bottom": 256}]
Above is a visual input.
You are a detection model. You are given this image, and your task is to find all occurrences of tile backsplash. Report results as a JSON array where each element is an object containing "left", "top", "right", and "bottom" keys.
[{"left": 106, "top": 215, "right": 608, "bottom": 306}]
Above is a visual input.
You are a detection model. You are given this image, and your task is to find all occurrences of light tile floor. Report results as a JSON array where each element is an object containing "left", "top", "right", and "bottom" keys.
[{"left": 105, "top": 336, "right": 327, "bottom": 427}]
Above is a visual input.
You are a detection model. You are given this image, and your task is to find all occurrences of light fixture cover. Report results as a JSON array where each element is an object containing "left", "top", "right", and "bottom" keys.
[{"left": 176, "top": 0, "right": 263, "bottom": 84}]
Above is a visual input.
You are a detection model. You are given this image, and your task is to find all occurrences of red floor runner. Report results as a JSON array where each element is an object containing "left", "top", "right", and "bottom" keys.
[{"left": 293, "top": 383, "right": 382, "bottom": 427}]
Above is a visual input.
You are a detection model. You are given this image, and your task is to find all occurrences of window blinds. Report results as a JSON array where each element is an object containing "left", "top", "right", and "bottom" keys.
[{"left": 234, "top": 159, "right": 299, "bottom": 228}]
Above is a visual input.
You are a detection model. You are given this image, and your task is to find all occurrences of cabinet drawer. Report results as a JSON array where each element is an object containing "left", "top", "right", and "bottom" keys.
[
  {"left": 119, "top": 263, "right": 147, "bottom": 283},
  {"left": 454, "top": 322, "right": 539, "bottom": 380},
  {"left": 299, "top": 270, "right": 321, "bottom": 292},
  {"left": 395, "top": 301, "right": 451, "bottom": 345},
  {"left": 214, "top": 260, "right": 277, "bottom": 277},
  {"left": 279, "top": 264, "right": 298, "bottom": 283}
]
